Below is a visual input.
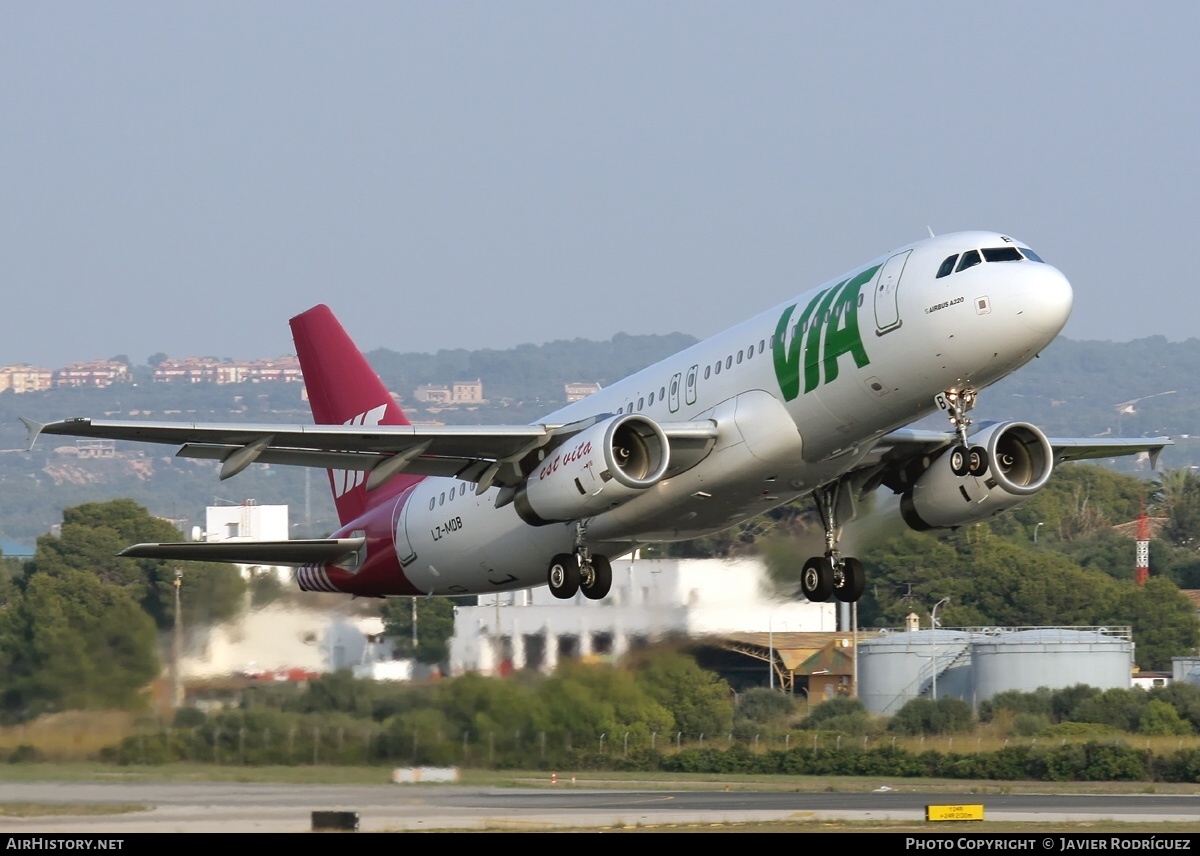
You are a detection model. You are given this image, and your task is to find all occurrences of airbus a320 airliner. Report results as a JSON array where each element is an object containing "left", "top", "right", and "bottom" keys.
[{"left": 25, "top": 231, "right": 1171, "bottom": 604}]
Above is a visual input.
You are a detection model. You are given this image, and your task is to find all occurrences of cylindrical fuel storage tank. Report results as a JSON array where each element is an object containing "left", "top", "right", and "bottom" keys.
[
  {"left": 857, "top": 630, "right": 977, "bottom": 715},
  {"left": 971, "top": 628, "right": 1133, "bottom": 705},
  {"left": 1173, "top": 657, "right": 1200, "bottom": 686}
]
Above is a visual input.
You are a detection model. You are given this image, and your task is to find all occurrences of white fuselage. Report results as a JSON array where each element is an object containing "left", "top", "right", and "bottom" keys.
[{"left": 392, "top": 231, "right": 1072, "bottom": 595}]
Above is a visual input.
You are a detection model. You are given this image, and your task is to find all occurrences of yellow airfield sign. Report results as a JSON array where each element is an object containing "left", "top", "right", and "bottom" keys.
[{"left": 925, "top": 803, "right": 985, "bottom": 822}]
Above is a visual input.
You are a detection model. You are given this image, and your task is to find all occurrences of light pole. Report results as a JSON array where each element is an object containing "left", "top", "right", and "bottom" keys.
[
  {"left": 172, "top": 569, "right": 183, "bottom": 709},
  {"left": 768, "top": 616, "right": 774, "bottom": 690},
  {"left": 1034, "top": 522, "right": 1044, "bottom": 544},
  {"left": 930, "top": 596, "right": 950, "bottom": 702}
]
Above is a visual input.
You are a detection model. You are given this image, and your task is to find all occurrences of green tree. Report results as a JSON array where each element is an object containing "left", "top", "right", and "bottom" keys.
[
  {"left": 30, "top": 499, "right": 246, "bottom": 629},
  {"left": 1073, "top": 688, "right": 1149, "bottom": 732},
  {"left": 432, "top": 672, "right": 539, "bottom": 740},
  {"left": 633, "top": 651, "right": 734, "bottom": 738},
  {"left": 535, "top": 661, "right": 674, "bottom": 741},
  {"left": 887, "top": 697, "right": 974, "bottom": 735},
  {"left": 1139, "top": 699, "right": 1192, "bottom": 735},
  {"left": 1156, "top": 468, "right": 1200, "bottom": 547},
  {"left": 381, "top": 596, "right": 464, "bottom": 665},
  {"left": 0, "top": 568, "right": 158, "bottom": 717},
  {"left": 1103, "top": 576, "right": 1200, "bottom": 671},
  {"left": 735, "top": 687, "right": 796, "bottom": 724}
]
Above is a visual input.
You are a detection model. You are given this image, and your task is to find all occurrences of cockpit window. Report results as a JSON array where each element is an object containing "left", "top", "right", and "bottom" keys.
[
  {"left": 981, "top": 247, "right": 1023, "bottom": 262},
  {"left": 936, "top": 255, "right": 958, "bottom": 278},
  {"left": 1020, "top": 247, "right": 1045, "bottom": 263},
  {"left": 955, "top": 249, "right": 982, "bottom": 272}
]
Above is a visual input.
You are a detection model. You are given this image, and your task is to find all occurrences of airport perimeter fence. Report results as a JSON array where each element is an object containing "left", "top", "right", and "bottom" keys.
[{"left": 73, "top": 726, "right": 1200, "bottom": 783}]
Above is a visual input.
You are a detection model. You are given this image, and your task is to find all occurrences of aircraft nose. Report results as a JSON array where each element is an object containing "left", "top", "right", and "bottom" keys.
[{"left": 1015, "top": 264, "right": 1073, "bottom": 337}]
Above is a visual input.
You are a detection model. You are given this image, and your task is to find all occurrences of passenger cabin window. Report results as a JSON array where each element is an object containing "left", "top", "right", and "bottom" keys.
[
  {"left": 736, "top": 350, "right": 743, "bottom": 364},
  {"left": 725, "top": 355, "right": 732, "bottom": 369},
  {"left": 638, "top": 397, "right": 644, "bottom": 409},
  {"left": 955, "top": 250, "right": 982, "bottom": 272},
  {"left": 648, "top": 392, "right": 655, "bottom": 405},
  {"left": 659, "top": 385, "right": 665, "bottom": 399},
  {"left": 982, "top": 247, "right": 1023, "bottom": 262},
  {"left": 937, "top": 255, "right": 958, "bottom": 278},
  {"left": 714, "top": 361, "right": 721, "bottom": 375},
  {"left": 704, "top": 366, "right": 711, "bottom": 379}
]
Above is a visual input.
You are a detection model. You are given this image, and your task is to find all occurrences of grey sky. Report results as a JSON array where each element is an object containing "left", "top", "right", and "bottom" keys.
[{"left": 4, "top": 3, "right": 1197, "bottom": 368}]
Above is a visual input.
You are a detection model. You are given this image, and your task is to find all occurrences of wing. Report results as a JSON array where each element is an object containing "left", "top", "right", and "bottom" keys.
[
  {"left": 850, "top": 423, "right": 1172, "bottom": 496},
  {"left": 118, "top": 537, "right": 366, "bottom": 567},
  {"left": 23, "top": 415, "right": 719, "bottom": 491}
]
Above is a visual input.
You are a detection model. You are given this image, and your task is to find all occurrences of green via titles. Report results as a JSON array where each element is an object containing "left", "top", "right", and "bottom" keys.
[{"left": 773, "top": 265, "right": 879, "bottom": 401}]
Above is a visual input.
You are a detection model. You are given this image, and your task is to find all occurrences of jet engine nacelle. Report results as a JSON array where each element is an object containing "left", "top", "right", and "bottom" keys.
[
  {"left": 901, "top": 421, "right": 1054, "bottom": 530},
  {"left": 514, "top": 414, "right": 670, "bottom": 525}
]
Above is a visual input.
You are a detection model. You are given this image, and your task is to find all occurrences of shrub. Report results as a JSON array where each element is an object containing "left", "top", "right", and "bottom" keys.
[
  {"left": 888, "top": 697, "right": 975, "bottom": 736},
  {"left": 1012, "top": 713, "right": 1051, "bottom": 737}
]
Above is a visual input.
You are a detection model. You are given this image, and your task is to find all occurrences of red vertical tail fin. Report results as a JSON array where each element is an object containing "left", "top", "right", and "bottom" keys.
[{"left": 289, "top": 304, "right": 417, "bottom": 526}]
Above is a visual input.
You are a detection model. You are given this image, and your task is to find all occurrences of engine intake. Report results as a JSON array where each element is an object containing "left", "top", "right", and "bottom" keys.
[
  {"left": 901, "top": 421, "right": 1053, "bottom": 530},
  {"left": 514, "top": 414, "right": 669, "bottom": 525}
]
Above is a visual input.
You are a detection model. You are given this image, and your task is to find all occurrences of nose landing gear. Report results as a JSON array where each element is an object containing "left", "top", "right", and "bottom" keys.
[{"left": 939, "top": 387, "right": 989, "bottom": 477}]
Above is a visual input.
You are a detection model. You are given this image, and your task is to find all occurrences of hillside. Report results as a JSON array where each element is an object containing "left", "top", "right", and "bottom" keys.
[{"left": 1, "top": 332, "right": 1195, "bottom": 547}]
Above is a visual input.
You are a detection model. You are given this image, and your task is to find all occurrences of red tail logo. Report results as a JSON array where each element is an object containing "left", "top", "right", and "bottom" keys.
[
  {"left": 290, "top": 305, "right": 420, "bottom": 525},
  {"left": 332, "top": 404, "right": 388, "bottom": 498}
]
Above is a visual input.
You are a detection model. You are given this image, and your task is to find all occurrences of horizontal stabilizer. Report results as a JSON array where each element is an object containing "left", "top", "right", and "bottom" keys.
[{"left": 117, "top": 537, "right": 366, "bottom": 567}]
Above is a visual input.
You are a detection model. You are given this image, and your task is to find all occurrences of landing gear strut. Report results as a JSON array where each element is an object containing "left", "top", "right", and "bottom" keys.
[
  {"left": 940, "top": 387, "right": 988, "bottom": 477},
  {"left": 547, "top": 522, "right": 612, "bottom": 601},
  {"left": 800, "top": 483, "right": 866, "bottom": 603}
]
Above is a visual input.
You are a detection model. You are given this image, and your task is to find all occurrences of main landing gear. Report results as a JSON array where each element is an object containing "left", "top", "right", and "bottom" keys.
[
  {"left": 547, "top": 522, "right": 612, "bottom": 601},
  {"left": 800, "top": 482, "right": 866, "bottom": 603},
  {"left": 940, "top": 387, "right": 988, "bottom": 477}
]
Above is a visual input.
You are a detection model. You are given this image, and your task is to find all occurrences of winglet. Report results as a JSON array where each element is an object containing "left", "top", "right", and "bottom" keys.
[
  {"left": 20, "top": 417, "right": 44, "bottom": 451},
  {"left": 1150, "top": 442, "right": 1167, "bottom": 470}
]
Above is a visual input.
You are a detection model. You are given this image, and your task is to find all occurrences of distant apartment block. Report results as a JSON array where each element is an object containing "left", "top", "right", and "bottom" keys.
[
  {"left": 75, "top": 438, "right": 115, "bottom": 458},
  {"left": 54, "top": 360, "right": 129, "bottom": 388},
  {"left": 565, "top": 382, "right": 601, "bottom": 402},
  {"left": 414, "top": 384, "right": 452, "bottom": 404},
  {"left": 453, "top": 379, "right": 484, "bottom": 403},
  {"left": 415, "top": 379, "right": 485, "bottom": 405},
  {"left": 0, "top": 364, "right": 53, "bottom": 394},
  {"left": 153, "top": 356, "right": 303, "bottom": 384}
]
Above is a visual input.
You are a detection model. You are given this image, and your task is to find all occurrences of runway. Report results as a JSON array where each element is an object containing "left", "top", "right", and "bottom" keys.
[{"left": 3, "top": 782, "right": 1200, "bottom": 832}]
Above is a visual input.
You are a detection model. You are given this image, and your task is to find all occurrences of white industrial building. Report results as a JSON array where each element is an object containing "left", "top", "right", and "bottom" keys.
[
  {"left": 178, "top": 597, "right": 399, "bottom": 681},
  {"left": 196, "top": 501, "right": 292, "bottom": 583},
  {"left": 448, "top": 555, "right": 836, "bottom": 676}
]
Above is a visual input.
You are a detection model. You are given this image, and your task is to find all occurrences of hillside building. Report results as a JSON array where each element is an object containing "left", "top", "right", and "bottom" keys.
[
  {"left": 565, "top": 382, "right": 601, "bottom": 402},
  {"left": 415, "top": 379, "right": 486, "bottom": 405},
  {"left": 53, "top": 360, "right": 128, "bottom": 388},
  {"left": 0, "top": 364, "right": 53, "bottom": 393},
  {"left": 153, "top": 356, "right": 303, "bottom": 384}
]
